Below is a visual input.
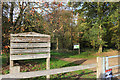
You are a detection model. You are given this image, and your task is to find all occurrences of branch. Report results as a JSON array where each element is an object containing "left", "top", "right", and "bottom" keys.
[
  {"left": 13, "top": 2, "right": 28, "bottom": 27},
  {"left": 10, "top": 2, "right": 14, "bottom": 25}
]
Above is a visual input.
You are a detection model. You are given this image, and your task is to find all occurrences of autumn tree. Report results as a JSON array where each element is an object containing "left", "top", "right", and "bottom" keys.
[{"left": 41, "top": 2, "right": 74, "bottom": 49}]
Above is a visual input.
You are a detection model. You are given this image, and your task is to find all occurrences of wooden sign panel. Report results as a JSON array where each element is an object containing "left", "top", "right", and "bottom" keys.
[{"left": 10, "top": 32, "right": 50, "bottom": 59}]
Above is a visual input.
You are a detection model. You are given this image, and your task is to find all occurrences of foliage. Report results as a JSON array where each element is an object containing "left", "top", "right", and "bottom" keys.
[
  {"left": 70, "top": 2, "right": 119, "bottom": 52},
  {"left": 2, "top": 2, "right": 119, "bottom": 55}
]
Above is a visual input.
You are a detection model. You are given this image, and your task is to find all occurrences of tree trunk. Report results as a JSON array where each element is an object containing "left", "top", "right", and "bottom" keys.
[
  {"left": 78, "top": 43, "right": 80, "bottom": 54},
  {"left": 93, "top": 46, "right": 95, "bottom": 50},
  {"left": 71, "top": 32, "right": 73, "bottom": 50},
  {"left": 98, "top": 44, "right": 102, "bottom": 53},
  {"left": 10, "top": 3, "right": 14, "bottom": 26},
  {"left": 56, "top": 37, "right": 58, "bottom": 50},
  {"left": 98, "top": 25, "right": 102, "bottom": 53},
  {"left": 97, "top": 2, "right": 103, "bottom": 54},
  {"left": 78, "top": 32, "right": 80, "bottom": 54}
]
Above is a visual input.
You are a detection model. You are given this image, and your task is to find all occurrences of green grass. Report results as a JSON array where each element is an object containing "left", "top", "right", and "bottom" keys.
[
  {"left": 2, "top": 54, "right": 8, "bottom": 67},
  {"left": 70, "top": 52, "right": 97, "bottom": 59},
  {"left": 2, "top": 54, "right": 96, "bottom": 80},
  {"left": 51, "top": 50, "right": 78, "bottom": 58},
  {"left": 2, "top": 48, "right": 118, "bottom": 79},
  {"left": 51, "top": 48, "right": 97, "bottom": 59},
  {"left": 2, "top": 48, "right": 98, "bottom": 79},
  {"left": 19, "top": 58, "right": 96, "bottom": 80}
]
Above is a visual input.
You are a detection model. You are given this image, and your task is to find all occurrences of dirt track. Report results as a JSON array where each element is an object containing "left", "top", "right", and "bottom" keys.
[{"left": 53, "top": 50, "right": 120, "bottom": 78}]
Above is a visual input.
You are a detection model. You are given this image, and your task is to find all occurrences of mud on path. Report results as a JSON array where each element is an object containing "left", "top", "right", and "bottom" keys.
[{"left": 52, "top": 49, "right": 120, "bottom": 78}]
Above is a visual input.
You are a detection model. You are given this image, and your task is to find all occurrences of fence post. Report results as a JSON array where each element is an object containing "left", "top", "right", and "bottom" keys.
[
  {"left": 97, "top": 57, "right": 105, "bottom": 80},
  {"left": 46, "top": 53, "right": 50, "bottom": 80}
]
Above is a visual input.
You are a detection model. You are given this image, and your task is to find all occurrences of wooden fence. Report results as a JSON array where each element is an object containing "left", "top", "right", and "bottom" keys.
[
  {"left": 2, "top": 64, "right": 96, "bottom": 79},
  {"left": 1, "top": 57, "right": 107, "bottom": 80}
]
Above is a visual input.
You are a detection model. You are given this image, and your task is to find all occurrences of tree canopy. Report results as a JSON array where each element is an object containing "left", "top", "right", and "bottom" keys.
[{"left": 2, "top": 2, "right": 119, "bottom": 55}]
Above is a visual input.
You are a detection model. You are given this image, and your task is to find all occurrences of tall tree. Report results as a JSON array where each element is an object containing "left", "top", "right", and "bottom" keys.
[{"left": 70, "top": 2, "right": 119, "bottom": 53}]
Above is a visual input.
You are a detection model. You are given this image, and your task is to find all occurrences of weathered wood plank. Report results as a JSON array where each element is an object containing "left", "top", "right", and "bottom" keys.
[
  {"left": 2, "top": 64, "right": 96, "bottom": 79},
  {"left": 11, "top": 32, "right": 50, "bottom": 37},
  {"left": 10, "top": 48, "right": 50, "bottom": 54},
  {"left": 11, "top": 43, "right": 50, "bottom": 48},
  {"left": 10, "top": 54, "right": 50, "bottom": 60},
  {"left": 11, "top": 37, "right": 50, "bottom": 42}
]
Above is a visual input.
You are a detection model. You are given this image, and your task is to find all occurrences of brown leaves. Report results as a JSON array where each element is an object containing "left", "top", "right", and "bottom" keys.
[
  {"left": 32, "top": 7, "right": 34, "bottom": 9},
  {"left": 22, "top": 29, "right": 25, "bottom": 31},
  {"left": 4, "top": 46, "right": 8, "bottom": 49},
  {"left": 30, "top": 9, "right": 35, "bottom": 16},
  {"left": 81, "top": 18, "right": 85, "bottom": 22},
  {"left": 52, "top": 2, "right": 56, "bottom": 4},
  {"left": 16, "top": 27, "right": 19, "bottom": 30},
  {"left": 44, "top": 3, "right": 48, "bottom": 8},
  {"left": 57, "top": 2, "right": 62, "bottom": 7},
  {"left": 8, "top": 19, "right": 10, "bottom": 22},
  {"left": 36, "top": 18, "right": 39, "bottom": 21}
]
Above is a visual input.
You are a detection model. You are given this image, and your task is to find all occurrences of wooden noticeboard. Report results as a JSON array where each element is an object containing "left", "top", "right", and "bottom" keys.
[{"left": 10, "top": 32, "right": 50, "bottom": 78}]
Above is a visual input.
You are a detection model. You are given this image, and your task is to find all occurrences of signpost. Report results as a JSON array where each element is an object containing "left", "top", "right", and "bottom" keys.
[
  {"left": 74, "top": 45, "right": 79, "bottom": 49},
  {"left": 74, "top": 44, "right": 80, "bottom": 54},
  {"left": 73, "top": 32, "right": 82, "bottom": 54}
]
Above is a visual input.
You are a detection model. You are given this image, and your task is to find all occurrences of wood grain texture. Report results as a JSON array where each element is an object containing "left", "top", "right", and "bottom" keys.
[
  {"left": 11, "top": 37, "right": 50, "bottom": 42},
  {"left": 2, "top": 64, "right": 96, "bottom": 79},
  {"left": 97, "top": 57, "right": 105, "bottom": 79},
  {"left": 11, "top": 43, "right": 50, "bottom": 48},
  {"left": 10, "top": 48, "right": 50, "bottom": 54},
  {"left": 10, "top": 53, "right": 50, "bottom": 60}
]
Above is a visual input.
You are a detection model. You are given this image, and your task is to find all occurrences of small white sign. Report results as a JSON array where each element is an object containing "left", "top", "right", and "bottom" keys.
[{"left": 74, "top": 45, "right": 79, "bottom": 49}]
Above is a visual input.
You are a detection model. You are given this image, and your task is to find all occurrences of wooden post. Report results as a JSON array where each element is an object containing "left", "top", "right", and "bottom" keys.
[
  {"left": 10, "top": 66, "right": 20, "bottom": 74},
  {"left": 10, "top": 60, "right": 13, "bottom": 67},
  {"left": 10, "top": 60, "right": 14, "bottom": 74},
  {"left": 10, "top": 35, "right": 14, "bottom": 73},
  {"left": 97, "top": 57, "right": 105, "bottom": 80},
  {"left": 46, "top": 53, "right": 50, "bottom": 80}
]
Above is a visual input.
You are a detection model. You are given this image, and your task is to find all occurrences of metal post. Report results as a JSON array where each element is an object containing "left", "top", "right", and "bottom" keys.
[{"left": 106, "top": 57, "right": 109, "bottom": 70}]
